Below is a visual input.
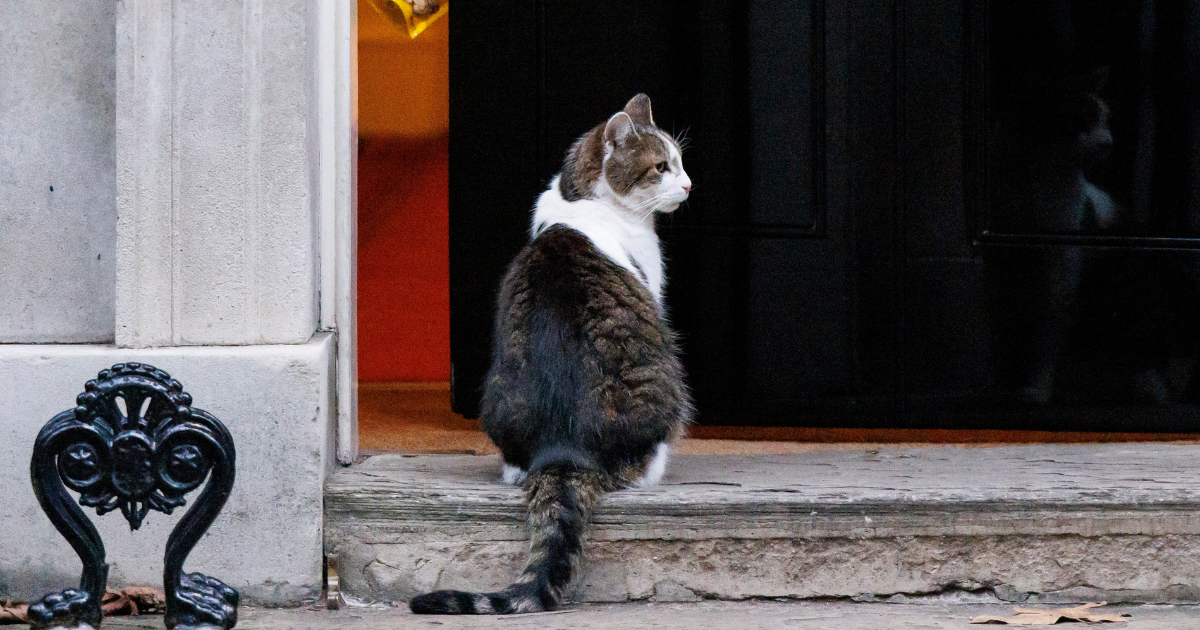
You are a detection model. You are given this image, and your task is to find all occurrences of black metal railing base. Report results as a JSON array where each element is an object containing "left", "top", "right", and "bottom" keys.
[{"left": 28, "top": 363, "right": 239, "bottom": 630}]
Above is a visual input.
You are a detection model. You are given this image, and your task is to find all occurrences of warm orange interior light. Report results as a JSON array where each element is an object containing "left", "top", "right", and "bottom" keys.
[{"left": 357, "top": 3, "right": 450, "bottom": 382}]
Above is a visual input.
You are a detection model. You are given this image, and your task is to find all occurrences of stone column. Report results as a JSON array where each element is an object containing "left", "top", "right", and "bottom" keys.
[{"left": 116, "top": 0, "right": 320, "bottom": 348}]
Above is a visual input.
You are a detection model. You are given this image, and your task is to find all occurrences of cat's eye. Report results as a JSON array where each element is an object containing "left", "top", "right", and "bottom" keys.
[{"left": 655, "top": 161, "right": 668, "bottom": 173}]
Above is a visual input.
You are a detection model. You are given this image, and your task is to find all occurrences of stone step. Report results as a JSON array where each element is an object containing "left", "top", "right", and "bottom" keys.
[{"left": 323, "top": 444, "right": 1200, "bottom": 605}]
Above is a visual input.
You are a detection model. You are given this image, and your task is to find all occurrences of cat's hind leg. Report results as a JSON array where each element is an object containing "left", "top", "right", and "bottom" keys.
[{"left": 632, "top": 443, "right": 671, "bottom": 488}]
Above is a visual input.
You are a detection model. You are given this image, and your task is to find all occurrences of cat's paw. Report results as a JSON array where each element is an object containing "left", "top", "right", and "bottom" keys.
[
  {"left": 501, "top": 464, "right": 528, "bottom": 486},
  {"left": 169, "top": 572, "right": 239, "bottom": 630},
  {"left": 26, "top": 588, "right": 99, "bottom": 630},
  {"left": 632, "top": 443, "right": 671, "bottom": 488}
]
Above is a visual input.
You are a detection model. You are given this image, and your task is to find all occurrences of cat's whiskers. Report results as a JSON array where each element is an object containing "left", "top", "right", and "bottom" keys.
[
  {"left": 672, "top": 127, "right": 691, "bottom": 152},
  {"left": 633, "top": 196, "right": 664, "bottom": 213},
  {"left": 627, "top": 194, "right": 668, "bottom": 218},
  {"left": 631, "top": 194, "right": 671, "bottom": 221}
]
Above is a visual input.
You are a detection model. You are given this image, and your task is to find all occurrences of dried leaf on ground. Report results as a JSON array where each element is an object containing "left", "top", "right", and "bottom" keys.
[
  {"left": 102, "top": 587, "right": 135, "bottom": 616},
  {"left": 0, "top": 586, "right": 165, "bottom": 624},
  {"left": 0, "top": 601, "right": 27, "bottom": 625},
  {"left": 102, "top": 586, "right": 167, "bottom": 617},
  {"left": 971, "top": 602, "right": 1130, "bottom": 625},
  {"left": 123, "top": 585, "right": 167, "bottom": 614}
]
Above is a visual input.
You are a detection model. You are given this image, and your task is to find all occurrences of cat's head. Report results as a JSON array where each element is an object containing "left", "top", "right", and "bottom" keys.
[{"left": 559, "top": 94, "right": 691, "bottom": 216}]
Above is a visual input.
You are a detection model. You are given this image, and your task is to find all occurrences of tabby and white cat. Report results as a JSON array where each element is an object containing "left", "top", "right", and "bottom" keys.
[{"left": 410, "top": 94, "right": 694, "bottom": 615}]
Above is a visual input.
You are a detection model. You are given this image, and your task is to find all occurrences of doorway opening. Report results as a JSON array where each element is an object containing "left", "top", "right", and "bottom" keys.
[
  {"left": 355, "top": 1, "right": 470, "bottom": 454},
  {"left": 354, "top": 2, "right": 1198, "bottom": 457}
]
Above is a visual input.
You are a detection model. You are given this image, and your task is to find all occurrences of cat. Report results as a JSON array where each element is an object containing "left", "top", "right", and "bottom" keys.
[{"left": 409, "top": 94, "right": 694, "bottom": 614}]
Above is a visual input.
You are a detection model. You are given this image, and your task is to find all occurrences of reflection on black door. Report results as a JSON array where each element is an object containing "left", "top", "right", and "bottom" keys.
[
  {"left": 450, "top": 0, "right": 1200, "bottom": 432},
  {"left": 979, "top": 0, "right": 1200, "bottom": 427}
]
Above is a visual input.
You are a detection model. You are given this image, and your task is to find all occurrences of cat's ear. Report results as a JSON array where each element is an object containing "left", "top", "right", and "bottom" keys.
[
  {"left": 604, "top": 112, "right": 637, "bottom": 148},
  {"left": 623, "top": 93, "right": 654, "bottom": 127}
]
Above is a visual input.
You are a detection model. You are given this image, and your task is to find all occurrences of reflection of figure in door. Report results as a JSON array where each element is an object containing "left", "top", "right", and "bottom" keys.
[
  {"left": 986, "top": 65, "right": 1115, "bottom": 405},
  {"left": 985, "top": 0, "right": 1200, "bottom": 406}
]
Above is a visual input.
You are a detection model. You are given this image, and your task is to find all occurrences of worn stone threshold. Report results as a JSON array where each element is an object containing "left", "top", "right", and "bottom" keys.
[{"left": 324, "top": 444, "right": 1200, "bottom": 604}]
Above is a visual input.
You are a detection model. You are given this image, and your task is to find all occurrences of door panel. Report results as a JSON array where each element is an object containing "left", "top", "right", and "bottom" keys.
[
  {"left": 748, "top": 0, "right": 823, "bottom": 229},
  {"left": 965, "top": 0, "right": 1200, "bottom": 429},
  {"left": 448, "top": 2, "right": 541, "bottom": 418}
]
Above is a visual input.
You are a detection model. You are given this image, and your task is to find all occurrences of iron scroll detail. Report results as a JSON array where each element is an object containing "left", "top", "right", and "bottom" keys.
[{"left": 28, "top": 363, "right": 239, "bottom": 629}]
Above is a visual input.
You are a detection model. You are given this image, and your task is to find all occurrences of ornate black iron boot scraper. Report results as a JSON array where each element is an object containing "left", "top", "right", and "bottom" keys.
[{"left": 27, "top": 363, "right": 239, "bottom": 629}]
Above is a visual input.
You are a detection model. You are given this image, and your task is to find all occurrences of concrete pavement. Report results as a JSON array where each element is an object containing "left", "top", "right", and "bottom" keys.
[{"left": 96, "top": 601, "right": 1200, "bottom": 629}]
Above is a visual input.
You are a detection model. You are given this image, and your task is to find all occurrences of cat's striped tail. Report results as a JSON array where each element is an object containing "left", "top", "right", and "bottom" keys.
[{"left": 409, "top": 460, "right": 603, "bottom": 614}]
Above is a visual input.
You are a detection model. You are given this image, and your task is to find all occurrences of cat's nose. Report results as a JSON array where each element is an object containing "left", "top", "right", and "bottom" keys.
[{"left": 682, "top": 185, "right": 691, "bottom": 195}]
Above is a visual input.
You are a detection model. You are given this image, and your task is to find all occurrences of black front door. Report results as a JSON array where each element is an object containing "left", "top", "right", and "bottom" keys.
[{"left": 449, "top": 0, "right": 1200, "bottom": 432}]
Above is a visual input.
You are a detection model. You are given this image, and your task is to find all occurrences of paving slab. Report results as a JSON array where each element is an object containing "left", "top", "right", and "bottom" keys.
[
  {"left": 325, "top": 445, "right": 1200, "bottom": 604},
  {"left": 95, "top": 601, "right": 1200, "bottom": 629}
]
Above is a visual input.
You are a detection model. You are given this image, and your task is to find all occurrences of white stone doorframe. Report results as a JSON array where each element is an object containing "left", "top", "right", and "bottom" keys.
[{"left": 318, "top": 0, "right": 360, "bottom": 465}]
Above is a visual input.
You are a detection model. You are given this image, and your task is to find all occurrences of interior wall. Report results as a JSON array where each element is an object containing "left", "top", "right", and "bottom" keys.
[
  {"left": 358, "top": 3, "right": 449, "bottom": 138},
  {"left": 357, "top": 3, "right": 450, "bottom": 381}
]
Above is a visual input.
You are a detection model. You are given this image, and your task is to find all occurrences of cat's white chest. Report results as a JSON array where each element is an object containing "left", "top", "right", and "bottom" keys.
[
  {"left": 532, "top": 179, "right": 665, "bottom": 305},
  {"left": 619, "top": 229, "right": 663, "bottom": 302}
]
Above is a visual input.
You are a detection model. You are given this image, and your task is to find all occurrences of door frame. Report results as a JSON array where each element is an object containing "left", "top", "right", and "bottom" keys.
[{"left": 318, "top": 0, "right": 359, "bottom": 465}]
